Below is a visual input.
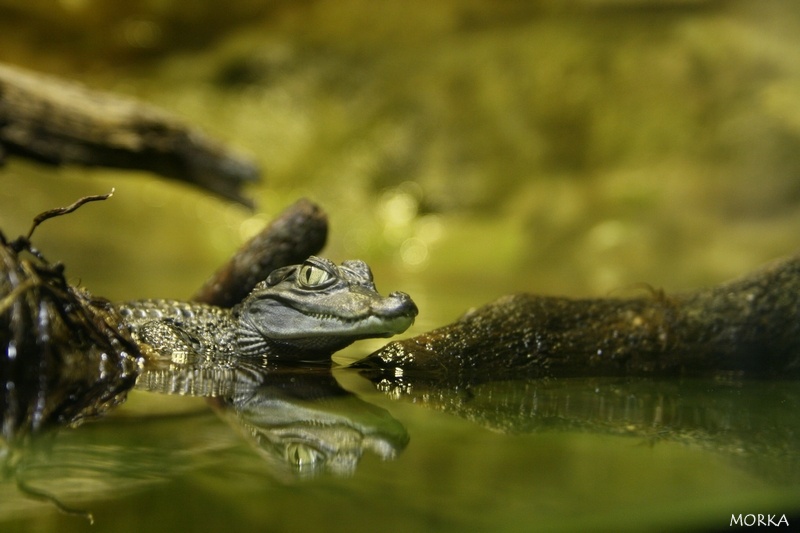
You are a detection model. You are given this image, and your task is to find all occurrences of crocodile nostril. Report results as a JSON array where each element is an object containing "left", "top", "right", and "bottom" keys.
[{"left": 388, "top": 291, "right": 418, "bottom": 316}]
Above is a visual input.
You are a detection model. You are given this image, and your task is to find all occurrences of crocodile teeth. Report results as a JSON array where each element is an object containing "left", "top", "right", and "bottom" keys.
[{"left": 308, "top": 312, "right": 349, "bottom": 322}]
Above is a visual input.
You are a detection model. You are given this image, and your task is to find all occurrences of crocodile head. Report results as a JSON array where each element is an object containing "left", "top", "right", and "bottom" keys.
[{"left": 234, "top": 256, "right": 418, "bottom": 358}]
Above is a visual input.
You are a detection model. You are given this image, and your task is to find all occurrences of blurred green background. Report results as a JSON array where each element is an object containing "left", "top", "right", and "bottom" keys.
[
  {"left": 1, "top": 2, "right": 800, "bottom": 531},
  {"left": 3, "top": 0, "right": 800, "bottom": 326}
]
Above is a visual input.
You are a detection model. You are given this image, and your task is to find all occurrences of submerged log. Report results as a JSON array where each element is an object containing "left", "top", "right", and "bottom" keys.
[
  {"left": 0, "top": 63, "right": 259, "bottom": 206},
  {"left": 356, "top": 254, "right": 800, "bottom": 379}
]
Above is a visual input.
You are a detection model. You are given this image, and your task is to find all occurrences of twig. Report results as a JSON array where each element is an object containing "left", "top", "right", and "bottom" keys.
[
  {"left": 26, "top": 189, "right": 114, "bottom": 241},
  {"left": 16, "top": 477, "right": 94, "bottom": 525}
]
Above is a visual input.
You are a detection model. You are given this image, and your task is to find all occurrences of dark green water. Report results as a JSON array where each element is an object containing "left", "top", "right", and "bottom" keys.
[
  {"left": 2, "top": 371, "right": 799, "bottom": 533},
  {"left": 2, "top": 1, "right": 800, "bottom": 531}
]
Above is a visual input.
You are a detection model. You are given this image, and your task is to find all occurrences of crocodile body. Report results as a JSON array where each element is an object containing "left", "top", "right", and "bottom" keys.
[
  {"left": 118, "top": 256, "right": 417, "bottom": 362},
  {"left": 117, "top": 300, "right": 239, "bottom": 362}
]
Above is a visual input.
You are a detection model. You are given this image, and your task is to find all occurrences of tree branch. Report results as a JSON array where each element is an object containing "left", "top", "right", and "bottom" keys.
[{"left": 0, "top": 63, "right": 259, "bottom": 207}]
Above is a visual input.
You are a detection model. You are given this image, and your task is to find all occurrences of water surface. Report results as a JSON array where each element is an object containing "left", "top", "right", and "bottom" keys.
[{"left": 2, "top": 368, "right": 797, "bottom": 532}]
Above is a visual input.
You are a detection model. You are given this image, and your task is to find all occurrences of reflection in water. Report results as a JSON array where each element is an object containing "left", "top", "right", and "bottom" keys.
[
  {"left": 2, "top": 343, "right": 797, "bottom": 525},
  {"left": 136, "top": 358, "right": 409, "bottom": 479},
  {"left": 1, "top": 410, "right": 236, "bottom": 524},
  {"left": 0, "top": 353, "right": 409, "bottom": 522},
  {"left": 361, "top": 370, "right": 800, "bottom": 485},
  {"left": 0, "top": 350, "right": 798, "bottom": 532}
]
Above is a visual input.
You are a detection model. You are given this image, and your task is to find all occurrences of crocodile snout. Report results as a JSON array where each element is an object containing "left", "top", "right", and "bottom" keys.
[{"left": 383, "top": 291, "right": 418, "bottom": 318}]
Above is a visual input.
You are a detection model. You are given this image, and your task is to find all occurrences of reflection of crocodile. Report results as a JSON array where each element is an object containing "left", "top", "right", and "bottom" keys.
[
  {"left": 117, "top": 256, "right": 418, "bottom": 362},
  {"left": 137, "top": 362, "right": 409, "bottom": 479},
  {"left": 216, "top": 368, "right": 409, "bottom": 479}
]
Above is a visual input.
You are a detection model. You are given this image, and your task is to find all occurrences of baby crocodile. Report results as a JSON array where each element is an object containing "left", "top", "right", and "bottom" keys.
[{"left": 117, "top": 256, "right": 418, "bottom": 362}]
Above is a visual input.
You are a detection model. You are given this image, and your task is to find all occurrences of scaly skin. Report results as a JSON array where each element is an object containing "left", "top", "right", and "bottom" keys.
[
  {"left": 118, "top": 256, "right": 418, "bottom": 363},
  {"left": 117, "top": 300, "right": 238, "bottom": 362}
]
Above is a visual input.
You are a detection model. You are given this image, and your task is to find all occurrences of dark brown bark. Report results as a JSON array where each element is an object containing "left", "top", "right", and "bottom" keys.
[{"left": 0, "top": 63, "right": 259, "bottom": 206}]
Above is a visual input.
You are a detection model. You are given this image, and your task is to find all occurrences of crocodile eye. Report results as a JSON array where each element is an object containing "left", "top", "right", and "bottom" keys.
[{"left": 298, "top": 264, "right": 333, "bottom": 288}]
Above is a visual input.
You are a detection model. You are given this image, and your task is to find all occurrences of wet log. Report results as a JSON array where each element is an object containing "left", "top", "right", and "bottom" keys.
[
  {"left": 356, "top": 253, "right": 800, "bottom": 379},
  {"left": 193, "top": 198, "right": 328, "bottom": 308},
  {"left": 0, "top": 194, "right": 142, "bottom": 444},
  {"left": 0, "top": 63, "right": 259, "bottom": 206}
]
